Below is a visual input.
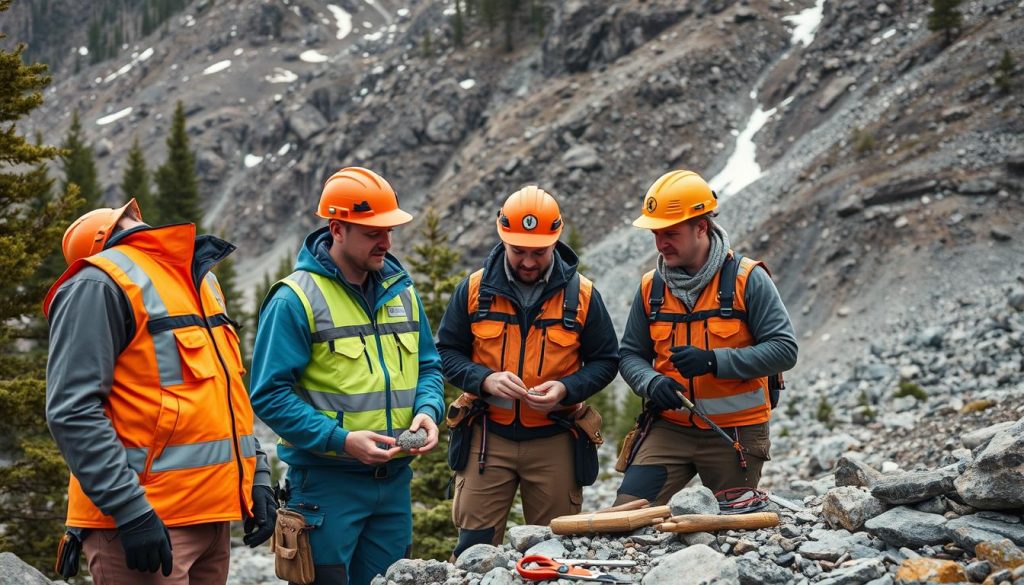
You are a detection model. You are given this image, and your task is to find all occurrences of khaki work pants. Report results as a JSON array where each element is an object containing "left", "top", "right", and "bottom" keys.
[
  {"left": 83, "top": 521, "right": 230, "bottom": 585},
  {"left": 614, "top": 419, "right": 771, "bottom": 506},
  {"left": 452, "top": 424, "right": 582, "bottom": 556}
]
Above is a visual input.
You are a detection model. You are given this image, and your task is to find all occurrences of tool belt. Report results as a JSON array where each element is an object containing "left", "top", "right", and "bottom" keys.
[
  {"left": 445, "top": 393, "right": 489, "bottom": 472},
  {"left": 54, "top": 527, "right": 88, "bottom": 578},
  {"left": 550, "top": 403, "right": 604, "bottom": 487},
  {"left": 615, "top": 407, "right": 656, "bottom": 473},
  {"left": 272, "top": 508, "right": 315, "bottom": 585}
]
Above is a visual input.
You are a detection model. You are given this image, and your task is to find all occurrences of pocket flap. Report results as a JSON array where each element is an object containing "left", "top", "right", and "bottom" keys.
[
  {"left": 173, "top": 328, "right": 208, "bottom": 349},
  {"left": 650, "top": 323, "right": 674, "bottom": 342},
  {"left": 470, "top": 320, "right": 505, "bottom": 340},
  {"left": 397, "top": 331, "right": 419, "bottom": 354},
  {"left": 275, "top": 546, "right": 298, "bottom": 560},
  {"left": 547, "top": 327, "right": 578, "bottom": 347},
  {"left": 708, "top": 319, "right": 741, "bottom": 339},
  {"left": 331, "top": 337, "right": 365, "bottom": 359}
]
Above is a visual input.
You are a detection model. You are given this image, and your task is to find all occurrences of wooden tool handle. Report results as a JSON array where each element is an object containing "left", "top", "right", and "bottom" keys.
[
  {"left": 550, "top": 506, "right": 672, "bottom": 535},
  {"left": 656, "top": 513, "right": 779, "bottom": 533},
  {"left": 596, "top": 499, "right": 650, "bottom": 514}
]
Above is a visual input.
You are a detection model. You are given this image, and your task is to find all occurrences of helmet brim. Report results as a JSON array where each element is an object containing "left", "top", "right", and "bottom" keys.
[
  {"left": 631, "top": 214, "right": 686, "bottom": 230},
  {"left": 341, "top": 207, "right": 414, "bottom": 228},
  {"left": 497, "top": 230, "right": 561, "bottom": 248}
]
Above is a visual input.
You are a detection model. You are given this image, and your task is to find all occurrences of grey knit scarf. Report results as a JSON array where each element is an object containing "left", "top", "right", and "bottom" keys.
[{"left": 656, "top": 222, "right": 731, "bottom": 310}]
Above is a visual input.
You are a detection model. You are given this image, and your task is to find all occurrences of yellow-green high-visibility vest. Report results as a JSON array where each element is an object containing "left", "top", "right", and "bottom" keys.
[{"left": 278, "top": 270, "right": 420, "bottom": 459}]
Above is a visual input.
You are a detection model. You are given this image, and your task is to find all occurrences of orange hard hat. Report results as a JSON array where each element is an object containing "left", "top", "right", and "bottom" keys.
[
  {"left": 496, "top": 186, "right": 563, "bottom": 247},
  {"left": 317, "top": 167, "right": 413, "bottom": 228},
  {"left": 632, "top": 170, "right": 718, "bottom": 230},
  {"left": 61, "top": 198, "right": 141, "bottom": 265}
]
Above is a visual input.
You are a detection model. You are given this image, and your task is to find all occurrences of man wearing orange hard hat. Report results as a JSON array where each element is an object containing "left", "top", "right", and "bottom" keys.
[
  {"left": 43, "top": 199, "right": 275, "bottom": 583},
  {"left": 612, "top": 170, "right": 797, "bottom": 510},
  {"left": 249, "top": 167, "right": 444, "bottom": 584},
  {"left": 437, "top": 186, "right": 619, "bottom": 558}
]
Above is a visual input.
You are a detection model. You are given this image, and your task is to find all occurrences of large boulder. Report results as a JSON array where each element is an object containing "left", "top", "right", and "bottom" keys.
[
  {"left": 864, "top": 507, "right": 949, "bottom": 548},
  {"left": 455, "top": 544, "right": 509, "bottom": 574},
  {"left": 870, "top": 462, "right": 964, "bottom": 505},
  {"left": 821, "top": 487, "right": 887, "bottom": 531},
  {"left": 642, "top": 544, "right": 738, "bottom": 585},
  {"left": 955, "top": 419, "right": 1024, "bottom": 510},
  {"left": 0, "top": 553, "right": 54, "bottom": 585}
]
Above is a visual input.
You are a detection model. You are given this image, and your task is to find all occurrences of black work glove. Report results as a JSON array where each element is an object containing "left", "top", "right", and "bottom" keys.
[
  {"left": 243, "top": 484, "right": 278, "bottom": 547},
  {"left": 118, "top": 510, "right": 173, "bottom": 576},
  {"left": 669, "top": 346, "right": 717, "bottom": 378},
  {"left": 648, "top": 376, "right": 685, "bottom": 411}
]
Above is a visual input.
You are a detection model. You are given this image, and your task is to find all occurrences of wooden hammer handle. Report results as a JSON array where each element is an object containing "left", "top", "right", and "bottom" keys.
[
  {"left": 596, "top": 499, "right": 650, "bottom": 514},
  {"left": 656, "top": 513, "right": 779, "bottom": 533}
]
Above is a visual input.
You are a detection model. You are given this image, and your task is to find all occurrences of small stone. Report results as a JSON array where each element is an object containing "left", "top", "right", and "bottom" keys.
[
  {"left": 641, "top": 544, "right": 738, "bottom": 585},
  {"left": 955, "top": 419, "right": 1024, "bottom": 510},
  {"left": 479, "top": 567, "right": 514, "bottom": 585},
  {"left": 864, "top": 508, "right": 949, "bottom": 548},
  {"left": 668, "top": 485, "right": 720, "bottom": 516},
  {"left": 455, "top": 544, "right": 509, "bottom": 574},
  {"left": 733, "top": 539, "right": 758, "bottom": 555},
  {"left": 984, "top": 568, "right": 1013, "bottom": 584},
  {"left": 524, "top": 539, "right": 567, "bottom": 559},
  {"left": 508, "top": 526, "right": 552, "bottom": 552},
  {"left": 990, "top": 227, "right": 1012, "bottom": 242},
  {"left": 396, "top": 428, "right": 428, "bottom": 451},
  {"left": 835, "top": 456, "right": 883, "bottom": 488},
  {"left": 977, "top": 539, "right": 1024, "bottom": 571},
  {"left": 870, "top": 463, "right": 963, "bottom": 505},
  {"left": 736, "top": 556, "right": 790, "bottom": 584},
  {"left": 822, "top": 487, "right": 888, "bottom": 531},
  {"left": 817, "top": 557, "right": 885, "bottom": 585},
  {"left": 682, "top": 531, "right": 717, "bottom": 547},
  {"left": 966, "top": 560, "right": 993, "bottom": 582},
  {"left": 894, "top": 558, "right": 969, "bottom": 583}
]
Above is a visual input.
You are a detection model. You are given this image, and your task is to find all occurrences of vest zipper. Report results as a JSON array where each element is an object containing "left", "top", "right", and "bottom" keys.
[
  {"left": 394, "top": 332, "right": 403, "bottom": 372},
  {"left": 499, "top": 323, "right": 508, "bottom": 371},
  {"left": 685, "top": 310, "right": 696, "bottom": 426},
  {"left": 199, "top": 288, "right": 246, "bottom": 518},
  {"left": 359, "top": 332, "right": 374, "bottom": 374},
  {"left": 537, "top": 329, "right": 547, "bottom": 376}
]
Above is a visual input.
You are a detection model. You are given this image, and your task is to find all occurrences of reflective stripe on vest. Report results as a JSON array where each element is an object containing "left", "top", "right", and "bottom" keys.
[
  {"left": 279, "top": 269, "right": 419, "bottom": 456},
  {"left": 125, "top": 434, "right": 257, "bottom": 473}
]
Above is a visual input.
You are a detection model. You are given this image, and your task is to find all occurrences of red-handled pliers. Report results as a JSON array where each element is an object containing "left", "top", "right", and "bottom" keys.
[{"left": 515, "top": 555, "right": 631, "bottom": 582}]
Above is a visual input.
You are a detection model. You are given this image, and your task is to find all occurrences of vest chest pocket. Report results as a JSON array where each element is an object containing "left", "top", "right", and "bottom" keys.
[
  {"left": 545, "top": 326, "right": 579, "bottom": 350},
  {"left": 471, "top": 319, "right": 508, "bottom": 370},
  {"left": 329, "top": 336, "right": 372, "bottom": 374},
  {"left": 707, "top": 319, "right": 742, "bottom": 347},
  {"left": 470, "top": 320, "right": 505, "bottom": 340},
  {"left": 172, "top": 327, "right": 218, "bottom": 382}
]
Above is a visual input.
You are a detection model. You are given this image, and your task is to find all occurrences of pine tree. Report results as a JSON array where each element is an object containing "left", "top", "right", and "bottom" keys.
[
  {"left": 213, "top": 244, "right": 247, "bottom": 360},
  {"left": 928, "top": 0, "right": 962, "bottom": 47},
  {"left": 121, "top": 135, "right": 155, "bottom": 221},
  {"left": 566, "top": 224, "right": 588, "bottom": 275},
  {"left": 995, "top": 49, "right": 1016, "bottom": 94},
  {"left": 61, "top": 109, "right": 102, "bottom": 214},
  {"left": 407, "top": 208, "right": 466, "bottom": 329},
  {"left": 155, "top": 101, "right": 203, "bottom": 227},
  {"left": 452, "top": 0, "right": 465, "bottom": 48},
  {"left": 407, "top": 208, "right": 467, "bottom": 559},
  {"left": 0, "top": 0, "right": 81, "bottom": 571}
]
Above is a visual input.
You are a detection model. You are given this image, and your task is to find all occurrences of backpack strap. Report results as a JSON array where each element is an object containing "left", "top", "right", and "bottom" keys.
[
  {"left": 561, "top": 273, "right": 581, "bottom": 330},
  {"left": 648, "top": 270, "right": 666, "bottom": 322},
  {"left": 717, "top": 254, "right": 741, "bottom": 319}
]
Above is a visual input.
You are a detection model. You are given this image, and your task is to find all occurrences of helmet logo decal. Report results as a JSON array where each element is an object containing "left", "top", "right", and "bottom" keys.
[
  {"left": 522, "top": 214, "right": 538, "bottom": 231},
  {"left": 645, "top": 197, "right": 658, "bottom": 213}
]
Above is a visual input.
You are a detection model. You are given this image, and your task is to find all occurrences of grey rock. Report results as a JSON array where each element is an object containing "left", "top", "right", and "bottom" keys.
[
  {"left": 958, "top": 177, "right": 1000, "bottom": 195},
  {"left": 818, "top": 75, "right": 857, "bottom": 111},
  {"left": 864, "top": 507, "right": 949, "bottom": 548},
  {"left": 870, "top": 462, "right": 963, "bottom": 505},
  {"left": 941, "top": 105, "right": 973, "bottom": 122},
  {"left": 854, "top": 362, "right": 895, "bottom": 381},
  {"left": 864, "top": 179, "right": 938, "bottom": 206},
  {"left": 630, "top": 532, "right": 674, "bottom": 546},
  {"left": 0, "top": 553, "right": 53, "bottom": 585},
  {"left": 836, "top": 195, "right": 864, "bottom": 217},
  {"left": 642, "top": 544, "right": 739, "bottom": 585},
  {"left": 524, "top": 538, "right": 567, "bottom": 559},
  {"left": 668, "top": 485, "right": 719, "bottom": 516},
  {"left": 736, "top": 556, "right": 790, "bottom": 585},
  {"left": 817, "top": 558, "right": 884, "bottom": 585},
  {"left": 913, "top": 496, "right": 947, "bottom": 515},
  {"left": 455, "top": 544, "right": 509, "bottom": 574},
  {"left": 798, "top": 529, "right": 878, "bottom": 561},
  {"left": 561, "top": 144, "right": 602, "bottom": 171},
  {"left": 992, "top": 227, "right": 1013, "bottom": 242},
  {"left": 425, "top": 112, "right": 459, "bottom": 144},
  {"left": 1009, "top": 291, "right": 1024, "bottom": 312},
  {"left": 966, "top": 560, "right": 992, "bottom": 581},
  {"left": 947, "top": 515, "right": 1024, "bottom": 547},
  {"left": 479, "top": 567, "right": 514, "bottom": 585},
  {"left": 948, "top": 525, "right": 1006, "bottom": 553},
  {"left": 916, "top": 326, "right": 945, "bottom": 348},
  {"left": 196, "top": 150, "right": 228, "bottom": 178},
  {"left": 835, "top": 456, "right": 883, "bottom": 488},
  {"left": 774, "top": 552, "right": 796, "bottom": 567},
  {"left": 812, "top": 434, "right": 862, "bottom": 472},
  {"left": 963, "top": 422, "right": 1016, "bottom": 449},
  {"left": 385, "top": 559, "right": 452, "bottom": 584},
  {"left": 733, "top": 7, "right": 758, "bottom": 22},
  {"left": 955, "top": 418, "right": 1024, "bottom": 510},
  {"left": 508, "top": 525, "right": 552, "bottom": 552},
  {"left": 682, "top": 531, "right": 717, "bottom": 547},
  {"left": 287, "top": 104, "right": 327, "bottom": 142},
  {"left": 864, "top": 576, "right": 893, "bottom": 585},
  {"left": 822, "top": 487, "right": 888, "bottom": 531},
  {"left": 396, "top": 428, "right": 427, "bottom": 451}
]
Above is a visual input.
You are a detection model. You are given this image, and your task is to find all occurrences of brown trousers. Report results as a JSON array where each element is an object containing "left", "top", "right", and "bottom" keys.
[
  {"left": 83, "top": 521, "right": 230, "bottom": 585},
  {"left": 452, "top": 425, "right": 582, "bottom": 553},
  {"left": 614, "top": 419, "right": 771, "bottom": 506}
]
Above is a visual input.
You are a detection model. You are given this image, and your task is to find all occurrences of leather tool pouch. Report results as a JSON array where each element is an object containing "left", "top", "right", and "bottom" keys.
[
  {"left": 272, "top": 508, "right": 315, "bottom": 585},
  {"left": 446, "top": 394, "right": 488, "bottom": 471},
  {"left": 54, "top": 527, "right": 87, "bottom": 578},
  {"left": 552, "top": 404, "right": 604, "bottom": 487},
  {"left": 615, "top": 408, "right": 655, "bottom": 473}
]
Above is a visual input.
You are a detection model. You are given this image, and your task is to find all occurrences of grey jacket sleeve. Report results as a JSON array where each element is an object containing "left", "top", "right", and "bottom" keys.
[
  {"left": 45, "top": 267, "right": 153, "bottom": 527},
  {"left": 618, "top": 285, "right": 663, "bottom": 398},
  {"left": 713, "top": 266, "right": 799, "bottom": 379},
  {"left": 253, "top": 438, "right": 272, "bottom": 488}
]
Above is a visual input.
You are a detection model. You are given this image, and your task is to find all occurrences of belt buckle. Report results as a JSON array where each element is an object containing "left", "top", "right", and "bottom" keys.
[{"left": 373, "top": 466, "right": 389, "bottom": 480}]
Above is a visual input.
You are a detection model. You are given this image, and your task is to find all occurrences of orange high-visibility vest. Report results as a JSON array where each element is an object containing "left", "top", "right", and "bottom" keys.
[
  {"left": 464, "top": 269, "right": 592, "bottom": 427},
  {"left": 642, "top": 252, "right": 771, "bottom": 428},
  {"left": 43, "top": 225, "right": 257, "bottom": 529}
]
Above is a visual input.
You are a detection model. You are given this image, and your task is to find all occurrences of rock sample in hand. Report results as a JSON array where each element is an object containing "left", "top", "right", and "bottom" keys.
[{"left": 397, "top": 428, "right": 428, "bottom": 451}]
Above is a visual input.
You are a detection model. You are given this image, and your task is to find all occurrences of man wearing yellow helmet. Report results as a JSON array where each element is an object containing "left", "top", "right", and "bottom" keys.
[{"left": 614, "top": 170, "right": 797, "bottom": 507}]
